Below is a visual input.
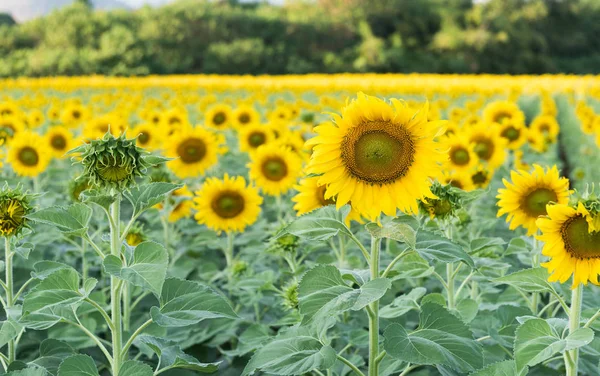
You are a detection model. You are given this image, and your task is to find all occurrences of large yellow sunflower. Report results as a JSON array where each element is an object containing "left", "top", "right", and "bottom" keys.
[
  {"left": 537, "top": 204, "right": 600, "bottom": 287},
  {"left": 497, "top": 165, "right": 570, "bottom": 236},
  {"left": 7, "top": 131, "right": 52, "bottom": 177},
  {"left": 205, "top": 104, "right": 232, "bottom": 130},
  {"left": 248, "top": 144, "right": 303, "bottom": 196},
  {"left": 166, "top": 127, "right": 226, "bottom": 179},
  {"left": 238, "top": 124, "right": 275, "bottom": 154},
  {"left": 442, "top": 133, "right": 477, "bottom": 173},
  {"left": 306, "top": 93, "right": 445, "bottom": 220},
  {"left": 194, "top": 174, "right": 263, "bottom": 233},
  {"left": 232, "top": 105, "right": 260, "bottom": 129},
  {"left": 45, "top": 126, "right": 77, "bottom": 159},
  {"left": 467, "top": 123, "right": 507, "bottom": 168},
  {"left": 482, "top": 100, "right": 525, "bottom": 126}
]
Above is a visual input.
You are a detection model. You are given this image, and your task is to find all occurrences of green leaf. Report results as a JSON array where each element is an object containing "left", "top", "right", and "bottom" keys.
[
  {"left": 470, "top": 360, "right": 521, "bottom": 376},
  {"left": 389, "top": 252, "right": 434, "bottom": 280},
  {"left": 27, "top": 204, "right": 92, "bottom": 236},
  {"left": 242, "top": 327, "right": 336, "bottom": 375},
  {"left": 143, "top": 154, "right": 173, "bottom": 166},
  {"left": 32, "top": 261, "right": 72, "bottom": 280},
  {"left": 275, "top": 205, "right": 352, "bottom": 241},
  {"left": 57, "top": 354, "right": 99, "bottom": 376},
  {"left": 495, "top": 267, "right": 555, "bottom": 294},
  {"left": 380, "top": 287, "right": 426, "bottom": 319},
  {"left": 298, "top": 265, "right": 390, "bottom": 326},
  {"left": 79, "top": 190, "right": 115, "bottom": 212},
  {"left": 31, "top": 339, "right": 76, "bottom": 376},
  {"left": 123, "top": 182, "right": 182, "bottom": 217},
  {"left": 117, "top": 361, "right": 153, "bottom": 376},
  {"left": 135, "top": 335, "right": 220, "bottom": 374},
  {"left": 0, "top": 320, "right": 22, "bottom": 348},
  {"left": 6, "top": 369, "right": 48, "bottom": 376},
  {"left": 23, "top": 269, "right": 87, "bottom": 314},
  {"left": 150, "top": 278, "right": 238, "bottom": 327},
  {"left": 413, "top": 231, "right": 474, "bottom": 268},
  {"left": 20, "top": 306, "right": 77, "bottom": 330},
  {"left": 514, "top": 318, "right": 594, "bottom": 372},
  {"left": 456, "top": 299, "right": 478, "bottom": 323},
  {"left": 384, "top": 303, "right": 483, "bottom": 372},
  {"left": 469, "top": 237, "right": 505, "bottom": 254},
  {"left": 504, "top": 237, "right": 531, "bottom": 256},
  {"left": 103, "top": 241, "right": 168, "bottom": 295},
  {"left": 365, "top": 220, "right": 416, "bottom": 248},
  {"left": 14, "top": 241, "right": 34, "bottom": 259},
  {"left": 221, "top": 324, "right": 271, "bottom": 357}
]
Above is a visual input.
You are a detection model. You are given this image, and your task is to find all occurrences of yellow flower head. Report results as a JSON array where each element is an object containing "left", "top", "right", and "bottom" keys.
[
  {"left": 248, "top": 144, "right": 302, "bottom": 196},
  {"left": 483, "top": 100, "right": 525, "bottom": 126},
  {"left": 205, "top": 104, "right": 232, "bottom": 130},
  {"left": 166, "top": 126, "right": 226, "bottom": 179},
  {"left": 45, "top": 126, "right": 77, "bottom": 159},
  {"left": 7, "top": 131, "right": 52, "bottom": 177},
  {"left": 238, "top": 124, "right": 275, "bottom": 154}
]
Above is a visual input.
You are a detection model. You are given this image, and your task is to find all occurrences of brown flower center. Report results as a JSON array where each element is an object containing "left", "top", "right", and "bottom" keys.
[
  {"left": 520, "top": 188, "right": 557, "bottom": 217},
  {"left": 562, "top": 215, "right": 600, "bottom": 259},
  {"left": 261, "top": 157, "right": 288, "bottom": 181},
  {"left": 18, "top": 147, "right": 39, "bottom": 166},
  {"left": 449, "top": 146, "right": 470, "bottom": 166},
  {"left": 177, "top": 138, "right": 207, "bottom": 164},
  {"left": 51, "top": 134, "right": 67, "bottom": 150},
  {"left": 212, "top": 191, "right": 245, "bottom": 219}
]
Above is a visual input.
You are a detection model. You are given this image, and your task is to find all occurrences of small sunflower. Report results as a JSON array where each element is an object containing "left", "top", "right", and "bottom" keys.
[
  {"left": 537, "top": 204, "right": 600, "bottom": 287},
  {"left": 166, "top": 127, "right": 226, "bottom": 179},
  {"left": 205, "top": 104, "right": 232, "bottom": 130},
  {"left": 443, "top": 133, "right": 477, "bottom": 173},
  {"left": 498, "top": 120, "right": 527, "bottom": 150},
  {"left": 130, "top": 123, "right": 160, "bottom": 151},
  {"left": 27, "top": 110, "right": 44, "bottom": 129},
  {"left": 45, "top": 126, "right": 76, "bottom": 159},
  {"left": 161, "top": 108, "right": 190, "bottom": 134},
  {"left": 0, "top": 185, "right": 34, "bottom": 237},
  {"left": 497, "top": 165, "right": 571, "bottom": 235},
  {"left": 248, "top": 144, "right": 303, "bottom": 196},
  {"left": 7, "top": 131, "right": 51, "bottom": 177},
  {"left": 306, "top": 93, "right": 445, "bottom": 220},
  {"left": 159, "top": 185, "right": 194, "bottom": 223},
  {"left": 530, "top": 115, "right": 559, "bottom": 143},
  {"left": 238, "top": 124, "right": 275, "bottom": 154},
  {"left": 193, "top": 174, "right": 263, "bottom": 233},
  {"left": 0, "top": 116, "right": 25, "bottom": 144},
  {"left": 84, "top": 114, "right": 127, "bottom": 141},
  {"left": 440, "top": 171, "right": 475, "bottom": 192},
  {"left": 482, "top": 100, "right": 525, "bottom": 126},
  {"left": 61, "top": 103, "right": 89, "bottom": 128},
  {"left": 470, "top": 165, "right": 493, "bottom": 189},
  {"left": 292, "top": 176, "right": 336, "bottom": 215},
  {"left": 125, "top": 223, "right": 147, "bottom": 246},
  {"left": 232, "top": 105, "right": 260, "bottom": 129},
  {"left": 467, "top": 123, "right": 507, "bottom": 168}
]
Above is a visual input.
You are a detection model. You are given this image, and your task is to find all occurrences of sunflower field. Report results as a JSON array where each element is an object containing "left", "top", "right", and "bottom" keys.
[{"left": 0, "top": 74, "right": 599, "bottom": 376}]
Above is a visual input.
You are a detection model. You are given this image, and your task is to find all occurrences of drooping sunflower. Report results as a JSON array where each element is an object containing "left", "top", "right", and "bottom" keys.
[
  {"left": 166, "top": 127, "right": 226, "bottom": 179},
  {"left": 248, "top": 144, "right": 303, "bottom": 196},
  {"left": 292, "top": 176, "right": 336, "bottom": 215},
  {"left": 442, "top": 133, "right": 477, "bottom": 173},
  {"left": 238, "top": 124, "right": 275, "bottom": 154},
  {"left": 0, "top": 185, "right": 34, "bottom": 237},
  {"left": 537, "top": 204, "right": 600, "bottom": 287},
  {"left": 232, "top": 105, "right": 260, "bottom": 129},
  {"left": 530, "top": 115, "right": 560, "bottom": 143},
  {"left": 205, "top": 104, "right": 232, "bottom": 130},
  {"left": 306, "top": 93, "right": 445, "bottom": 220},
  {"left": 7, "top": 131, "right": 52, "bottom": 177},
  {"left": 467, "top": 123, "right": 507, "bottom": 168},
  {"left": 193, "top": 174, "right": 263, "bottom": 233},
  {"left": 482, "top": 100, "right": 525, "bottom": 126},
  {"left": 497, "top": 165, "right": 571, "bottom": 235},
  {"left": 498, "top": 120, "right": 527, "bottom": 150},
  {"left": 45, "top": 126, "right": 76, "bottom": 159}
]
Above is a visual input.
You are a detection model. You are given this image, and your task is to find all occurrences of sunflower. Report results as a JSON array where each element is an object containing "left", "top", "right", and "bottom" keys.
[
  {"left": 0, "top": 186, "right": 33, "bottom": 237},
  {"left": 497, "top": 165, "right": 570, "bottom": 236},
  {"left": 498, "top": 120, "right": 527, "bottom": 150},
  {"left": 530, "top": 115, "right": 559, "bottom": 143},
  {"left": 306, "top": 93, "right": 445, "bottom": 220},
  {"left": 232, "top": 105, "right": 260, "bottom": 129},
  {"left": 83, "top": 114, "right": 127, "bottom": 140},
  {"left": 273, "top": 131, "right": 308, "bottom": 160},
  {"left": 467, "top": 123, "right": 507, "bottom": 168},
  {"left": 45, "top": 126, "right": 76, "bottom": 159},
  {"left": 248, "top": 144, "right": 303, "bottom": 196},
  {"left": 7, "top": 131, "right": 51, "bottom": 177},
  {"left": 193, "top": 174, "right": 263, "bottom": 233},
  {"left": 161, "top": 108, "right": 190, "bottom": 134},
  {"left": 482, "top": 100, "right": 525, "bottom": 126},
  {"left": 61, "top": 103, "right": 89, "bottom": 128},
  {"left": 470, "top": 165, "right": 493, "bottom": 189},
  {"left": 0, "top": 102, "right": 20, "bottom": 118},
  {"left": 47, "top": 105, "right": 61, "bottom": 122},
  {"left": 130, "top": 123, "right": 160, "bottom": 151},
  {"left": 526, "top": 128, "right": 549, "bottom": 153},
  {"left": 440, "top": 170, "right": 475, "bottom": 192},
  {"left": 292, "top": 176, "right": 336, "bottom": 215},
  {"left": 205, "top": 104, "right": 232, "bottom": 129},
  {"left": 166, "top": 127, "right": 226, "bottom": 179},
  {"left": 443, "top": 133, "right": 477, "bottom": 173},
  {"left": 268, "top": 106, "right": 292, "bottom": 124},
  {"left": 27, "top": 109, "right": 44, "bottom": 129},
  {"left": 238, "top": 124, "right": 275, "bottom": 154},
  {"left": 157, "top": 185, "right": 194, "bottom": 223},
  {"left": 537, "top": 204, "right": 600, "bottom": 287},
  {"left": 0, "top": 116, "right": 25, "bottom": 143}
]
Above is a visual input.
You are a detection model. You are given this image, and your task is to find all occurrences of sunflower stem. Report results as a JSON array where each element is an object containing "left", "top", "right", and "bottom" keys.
[
  {"left": 446, "top": 263, "right": 455, "bottom": 310},
  {"left": 368, "top": 236, "right": 381, "bottom": 376},
  {"left": 531, "top": 239, "right": 541, "bottom": 314},
  {"left": 4, "top": 238, "right": 15, "bottom": 364},
  {"left": 565, "top": 284, "right": 583, "bottom": 376},
  {"left": 81, "top": 237, "right": 88, "bottom": 281},
  {"left": 110, "top": 193, "right": 123, "bottom": 375},
  {"left": 338, "top": 236, "right": 346, "bottom": 268}
]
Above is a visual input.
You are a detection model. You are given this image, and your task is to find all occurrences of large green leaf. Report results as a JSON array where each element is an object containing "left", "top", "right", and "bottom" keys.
[
  {"left": 275, "top": 205, "right": 352, "bottom": 241},
  {"left": 150, "top": 278, "right": 238, "bottom": 327},
  {"left": 27, "top": 204, "right": 92, "bottom": 236},
  {"left": 31, "top": 339, "right": 77, "bottom": 376},
  {"left": 413, "top": 231, "right": 474, "bottom": 268},
  {"left": 389, "top": 252, "right": 434, "bottom": 280},
  {"left": 242, "top": 327, "right": 336, "bottom": 376},
  {"left": 117, "top": 361, "right": 153, "bottom": 376},
  {"left": 0, "top": 320, "right": 22, "bottom": 349},
  {"left": 470, "top": 360, "right": 521, "bottom": 376},
  {"left": 495, "top": 267, "right": 555, "bottom": 294},
  {"left": 123, "top": 182, "right": 182, "bottom": 217},
  {"left": 23, "top": 269, "right": 94, "bottom": 314},
  {"left": 6, "top": 369, "right": 48, "bottom": 376},
  {"left": 380, "top": 287, "right": 426, "bottom": 319},
  {"left": 514, "top": 318, "right": 594, "bottom": 372},
  {"left": 365, "top": 219, "right": 416, "bottom": 248},
  {"left": 102, "top": 241, "right": 168, "bottom": 295},
  {"left": 384, "top": 303, "right": 483, "bottom": 372},
  {"left": 57, "top": 354, "right": 99, "bottom": 376}
]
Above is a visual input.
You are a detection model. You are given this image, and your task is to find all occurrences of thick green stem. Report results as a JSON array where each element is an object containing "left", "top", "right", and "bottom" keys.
[
  {"left": 110, "top": 195, "right": 123, "bottom": 375},
  {"left": 338, "top": 236, "right": 346, "bottom": 268},
  {"left": 531, "top": 236, "right": 541, "bottom": 314},
  {"left": 470, "top": 281, "right": 478, "bottom": 301},
  {"left": 81, "top": 237, "right": 88, "bottom": 281},
  {"left": 4, "top": 238, "right": 14, "bottom": 363},
  {"left": 225, "top": 231, "right": 234, "bottom": 269},
  {"left": 565, "top": 284, "right": 583, "bottom": 376},
  {"left": 446, "top": 263, "right": 455, "bottom": 310},
  {"left": 122, "top": 283, "right": 131, "bottom": 332},
  {"left": 368, "top": 236, "right": 381, "bottom": 376}
]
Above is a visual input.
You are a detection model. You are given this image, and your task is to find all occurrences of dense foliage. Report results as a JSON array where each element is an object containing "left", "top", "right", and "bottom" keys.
[{"left": 1, "top": 0, "right": 600, "bottom": 77}]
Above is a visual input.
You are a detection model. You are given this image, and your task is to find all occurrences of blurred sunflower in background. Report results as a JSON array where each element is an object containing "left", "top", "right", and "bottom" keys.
[
  {"left": 205, "top": 104, "right": 232, "bottom": 129},
  {"left": 483, "top": 100, "right": 525, "bottom": 126},
  {"left": 530, "top": 114, "right": 560, "bottom": 143},
  {"left": 232, "top": 105, "right": 260, "bottom": 129},
  {"left": 467, "top": 123, "right": 507, "bottom": 168},
  {"left": 497, "top": 165, "right": 570, "bottom": 235},
  {"left": 443, "top": 133, "right": 477, "bottom": 172},
  {"left": 498, "top": 120, "right": 527, "bottom": 150},
  {"left": 0, "top": 116, "right": 25, "bottom": 144},
  {"left": 130, "top": 123, "right": 160, "bottom": 150},
  {"left": 166, "top": 127, "right": 226, "bottom": 179},
  {"left": 45, "top": 126, "right": 76, "bottom": 159},
  {"left": 61, "top": 103, "right": 89, "bottom": 128},
  {"left": 194, "top": 174, "right": 263, "bottom": 233},
  {"left": 238, "top": 124, "right": 274, "bottom": 154},
  {"left": 292, "top": 176, "right": 335, "bottom": 215},
  {"left": 248, "top": 144, "right": 302, "bottom": 196},
  {"left": 7, "top": 131, "right": 51, "bottom": 177}
]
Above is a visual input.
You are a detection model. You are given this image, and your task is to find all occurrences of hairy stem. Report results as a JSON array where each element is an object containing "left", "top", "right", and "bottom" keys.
[
  {"left": 4, "top": 238, "right": 14, "bottom": 363},
  {"left": 565, "top": 284, "right": 583, "bottom": 376},
  {"left": 110, "top": 194, "right": 123, "bottom": 375},
  {"left": 368, "top": 236, "right": 381, "bottom": 376}
]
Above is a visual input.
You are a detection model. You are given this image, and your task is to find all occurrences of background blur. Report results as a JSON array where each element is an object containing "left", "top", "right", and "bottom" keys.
[{"left": 0, "top": 0, "right": 599, "bottom": 77}]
